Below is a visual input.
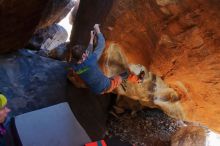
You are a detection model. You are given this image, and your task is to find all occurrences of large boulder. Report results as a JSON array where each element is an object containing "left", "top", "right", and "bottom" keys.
[
  {"left": 0, "top": 0, "right": 74, "bottom": 53},
  {"left": 71, "top": 0, "right": 220, "bottom": 133},
  {"left": 37, "top": 0, "right": 75, "bottom": 29},
  {"left": 69, "top": 0, "right": 114, "bottom": 46},
  {"left": 0, "top": 0, "right": 49, "bottom": 53},
  {"left": 102, "top": 44, "right": 181, "bottom": 118},
  {"left": 171, "top": 125, "right": 220, "bottom": 146},
  {"left": 171, "top": 126, "right": 207, "bottom": 146},
  {"left": 27, "top": 24, "right": 68, "bottom": 51},
  {"left": 0, "top": 49, "right": 67, "bottom": 115}
]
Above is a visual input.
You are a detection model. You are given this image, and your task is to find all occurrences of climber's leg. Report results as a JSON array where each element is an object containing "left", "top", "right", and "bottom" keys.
[
  {"left": 120, "top": 70, "right": 145, "bottom": 84},
  {"left": 102, "top": 76, "right": 122, "bottom": 94}
]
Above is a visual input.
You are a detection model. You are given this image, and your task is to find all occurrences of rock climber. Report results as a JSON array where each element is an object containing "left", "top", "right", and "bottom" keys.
[{"left": 68, "top": 24, "right": 144, "bottom": 94}]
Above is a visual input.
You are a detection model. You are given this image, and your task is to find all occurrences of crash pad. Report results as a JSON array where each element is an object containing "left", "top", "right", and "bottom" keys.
[{"left": 15, "top": 102, "right": 91, "bottom": 146}]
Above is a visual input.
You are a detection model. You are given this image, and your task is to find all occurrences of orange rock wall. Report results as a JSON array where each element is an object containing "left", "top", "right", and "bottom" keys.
[{"left": 103, "top": 0, "right": 220, "bottom": 132}]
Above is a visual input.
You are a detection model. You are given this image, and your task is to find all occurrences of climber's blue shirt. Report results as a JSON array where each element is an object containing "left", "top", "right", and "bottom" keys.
[{"left": 71, "top": 33, "right": 110, "bottom": 94}]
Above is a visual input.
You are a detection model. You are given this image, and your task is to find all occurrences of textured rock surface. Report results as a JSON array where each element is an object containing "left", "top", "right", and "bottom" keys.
[
  {"left": 98, "top": 0, "right": 220, "bottom": 133},
  {"left": 69, "top": 0, "right": 114, "bottom": 46},
  {"left": 1, "top": 0, "right": 219, "bottom": 138},
  {"left": 0, "top": 0, "right": 50, "bottom": 53},
  {"left": 37, "top": 0, "right": 75, "bottom": 29},
  {"left": 70, "top": 0, "right": 80, "bottom": 25},
  {"left": 0, "top": 49, "right": 67, "bottom": 115},
  {"left": 27, "top": 24, "right": 68, "bottom": 51},
  {"left": 102, "top": 45, "right": 183, "bottom": 119},
  {"left": 70, "top": 0, "right": 220, "bottom": 132},
  {"left": 171, "top": 126, "right": 207, "bottom": 146},
  {"left": 0, "top": 0, "right": 73, "bottom": 53}
]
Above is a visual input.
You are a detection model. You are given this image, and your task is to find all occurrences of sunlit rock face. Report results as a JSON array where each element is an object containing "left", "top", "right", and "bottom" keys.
[
  {"left": 102, "top": 43, "right": 183, "bottom": 119},
  {"left": 101, "top": 0, "right": 220, "bottom": 132},
  {"left": 0, "top": 0, "right": 74, "bottom": 53}
]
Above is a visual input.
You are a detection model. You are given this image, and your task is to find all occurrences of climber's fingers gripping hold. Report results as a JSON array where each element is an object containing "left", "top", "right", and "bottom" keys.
[
  {"left": 94, "top": 24, "right": 101, "bottom": 34},
  {"left": 90, "top": 30, "right": 95, "bottom": 40}
]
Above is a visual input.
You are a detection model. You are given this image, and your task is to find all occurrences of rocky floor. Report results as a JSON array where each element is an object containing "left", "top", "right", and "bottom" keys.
[{"left": 105, "top": 108, "right": 184, "bottom": 146}]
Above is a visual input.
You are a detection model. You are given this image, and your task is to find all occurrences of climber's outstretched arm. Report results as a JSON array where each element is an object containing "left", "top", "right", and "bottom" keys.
[
  {"left": 93, "top": 24, "right": 105, "bottom": 61},
  {"left": 86, "top": 30, "right": 95, "bottom": 55}
]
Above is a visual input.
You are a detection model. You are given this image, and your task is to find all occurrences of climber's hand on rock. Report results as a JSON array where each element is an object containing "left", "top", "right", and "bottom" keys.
[
  {"left": 94, "top": 24, "right": 101, "bottom": 34},
  {"left": 90, "top": 30, "right": 95, "bottom": 40}
]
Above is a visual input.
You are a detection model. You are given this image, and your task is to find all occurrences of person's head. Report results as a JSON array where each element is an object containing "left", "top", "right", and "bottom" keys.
[
  {"left": 70, "top": 45, "right": 88, "bottom": 64},
  {"left": 0, "top": 93, "right": 10, "bottom": 124}
]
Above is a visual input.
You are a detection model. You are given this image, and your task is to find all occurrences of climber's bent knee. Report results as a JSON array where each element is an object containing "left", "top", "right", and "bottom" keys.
[{"left": 102, "top": 75, "right": 122, "bottom": 94}]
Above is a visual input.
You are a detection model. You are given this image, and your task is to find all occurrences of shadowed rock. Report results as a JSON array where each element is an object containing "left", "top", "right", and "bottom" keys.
[
  {"left": 0, "top": 49, "right": 67, "bottom": 115},
  {"left": 27, "top": 24, "right": 68, "bottom": 51},
  {"left": 37, "top": 0, "right": 75, "bottom": 29},
  {"left": 0, "top": 0, "right": 74, "bottom": 53}
]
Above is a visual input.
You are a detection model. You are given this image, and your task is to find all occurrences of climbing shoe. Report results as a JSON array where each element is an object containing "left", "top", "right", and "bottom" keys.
[{"left": 137, "top": 70, "right": 145, "bottom": 83}]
